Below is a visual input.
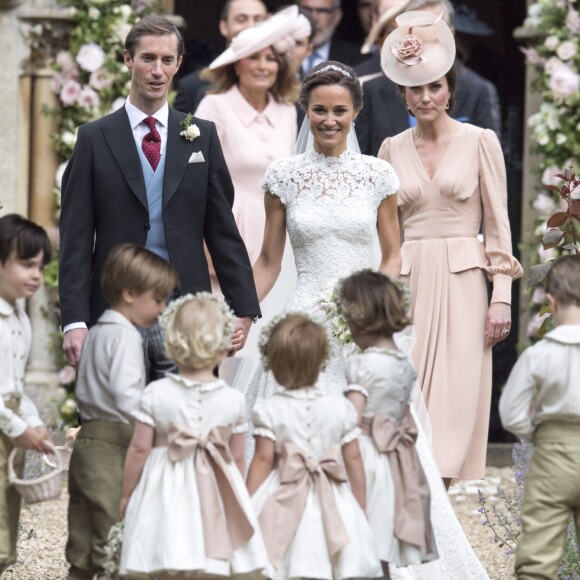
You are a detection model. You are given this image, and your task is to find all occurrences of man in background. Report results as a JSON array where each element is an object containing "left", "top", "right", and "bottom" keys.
[{"left": 173, "top": 0, "right": 268, "bottom": 114}]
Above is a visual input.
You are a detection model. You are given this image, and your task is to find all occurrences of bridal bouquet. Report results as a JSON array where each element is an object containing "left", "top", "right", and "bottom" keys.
[{"left": 318, "top": 281, "right": 359, "bottom": 354}]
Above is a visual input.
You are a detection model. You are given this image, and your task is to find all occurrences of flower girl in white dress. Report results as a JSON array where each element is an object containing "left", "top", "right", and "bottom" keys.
[
  {"left": 119, "top": 293, "right": 271, "bottom": 579},
  {"left": 339, "top": 270, "right": 439, "bottom": 578},
  {"left": 246, "top": 313, "right": 382, "bottom": 580}
]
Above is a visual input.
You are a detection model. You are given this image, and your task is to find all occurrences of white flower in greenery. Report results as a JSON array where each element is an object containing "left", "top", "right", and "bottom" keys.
[
  {"left": 78, "top": 86, "right": 101, "bottom": 111},
  {"left": 51, "top": 72, "right": 66, "bottom": 95},
  {"left": 541, "top": 165, "right": 561, "bottom": 187},
  {"left": 535, "top": 130, "right": 550, "bottom": 146},
  {"left": 119, "top": 4, "right": 133, "bottom": 19},
  {"left": 88, "top": 6, "right": 100, "bottom": 19},
  {"left": 566, "top": 7, "right": 580, "bottom": 34},
  {"left": 556, "top": 133, "right": 568, "bottom": 145},
  {"left": 556, "top": 40, "right": 577, "bottom": 61},
  {"left": 115, "top": 22, "right": 133, "bottom": 43},
  {"left": 62, "top": 130, "right": 78, "bottom": 149},
  {"left": 544, "top": 56, "right": 563, "bottom": 74},
  {"left": 180, "top": 114, "right": 201, "bottom": 141},
  {"left": 549, "top": 65, "right": 580, "bottom": 99},
  {"left": 90, "top": 68, "right": 113, "bottom": 90},
  {"left": 56, "top": 50, "right": 77, "bottom": 74},
  {"left": 544, "top": 35, "right": 559, "bottom": 51},
  {"left": 76, "top": 43, "right": 106, "bottom": 73},
  {"left": 527, "top": 112, "right": 541, "bottom": 128},
  {"left": 59, "top": 79, "right": 81, "bottom": 106},
  {"left": 55, "top": 161, "right": 68, "bottom": 190},
  {"left": 532, "top": 192, "right": 557, "bottom": 217},
  {"left": 111, "top": 97, "right": 126, "bottom": 112}
]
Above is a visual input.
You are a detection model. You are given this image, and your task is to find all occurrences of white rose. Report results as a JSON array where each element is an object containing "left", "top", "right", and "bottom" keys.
[
  {"left": 544, "top": 35, "right": 559, "bottom": 51},
  {"left": 55, "top": 161, "right": 68, "bottom": 189},
  {"left": 62, "top": 130, "right": 78, "bottom": 149},
  {"left": 115, "top": 22, "right": 133, "bottom": 43},
  {"left": 544, "top": 56, "right": 563, "bottom": 74},
  {"left": 59, "top": 79, "right": 81, "bottom": 106},
  {"left": 532, "top": 192, "right": 557, "bottom": 216},
  {"left": 78, "top": 86, "right": 101, "bottom": 111},
  {"left": 76, "top": 43, "right": 106, "bottom": 73},
  {"left": 556, "top": 133, "right": 568, "bottom": 145},
  {"left": 119, "top": 4, "right": 133, "bottom": 19},
  {"left": 88, "top": 7, "right": 100, "bottom": 19},
  {"left": 566, "top": 7, "right": 580, "bottom": 34},
  {"left": 535, "top": 130, "right": 549, "bottom": 145},
  {"left": 556, "top": 40, "right": 577, "bottom": 61},
  {"left": 89, "top": 68, "right": 113, "bottom": 90},
  {"left": 56, "top": 50, "right": 78, "bottom": 74},
  {"left": 541, "top": 165, "right": 561, "bottom": 186},
  {"left": 549, "top": 64, "right": 580, "bottom": 98},
  {"left": 181, "top": 123, "right": 201, "bottom": 141}
]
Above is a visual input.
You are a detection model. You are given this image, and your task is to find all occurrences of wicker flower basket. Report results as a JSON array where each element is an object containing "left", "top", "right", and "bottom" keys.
[
  {"left": 42, "top": 443, "right": 73, "bottom": 477},
  {"left": 8, "top": 445, "right": 65, "bottom": 504}
]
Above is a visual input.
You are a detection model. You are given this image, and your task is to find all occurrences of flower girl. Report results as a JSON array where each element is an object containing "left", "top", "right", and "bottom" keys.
[
  {"left": 338, "top": 270, "right": 438, "bottom": 577},
  {"left": 246, "top": 313, "right": 382, "bottom": 580},
  {"left": 119, "top": 293, "right": 271, "bottom": 579}
]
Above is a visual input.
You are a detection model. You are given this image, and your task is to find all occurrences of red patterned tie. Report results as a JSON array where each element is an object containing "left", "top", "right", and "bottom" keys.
[{"left": 142, "top": 116, "right": 161, "bottom": 171}]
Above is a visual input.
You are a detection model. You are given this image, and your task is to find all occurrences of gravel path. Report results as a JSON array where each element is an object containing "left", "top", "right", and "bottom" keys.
[{"left": 1, "top": 467, "right": 518, "bottom": 579}]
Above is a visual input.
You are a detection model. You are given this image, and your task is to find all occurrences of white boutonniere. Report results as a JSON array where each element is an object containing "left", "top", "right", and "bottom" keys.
[{"left": 180, "top": 113, "right": 200, "bottom": 142}]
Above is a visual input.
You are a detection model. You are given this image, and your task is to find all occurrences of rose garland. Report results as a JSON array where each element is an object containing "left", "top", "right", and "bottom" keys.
[{"left": 520, "top": 0, "right": 580, "bottom": 339}]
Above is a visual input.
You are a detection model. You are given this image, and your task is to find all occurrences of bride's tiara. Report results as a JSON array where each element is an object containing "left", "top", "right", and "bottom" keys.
[{"left": 314, "top": 64, "right": 352, "bottom": 78}]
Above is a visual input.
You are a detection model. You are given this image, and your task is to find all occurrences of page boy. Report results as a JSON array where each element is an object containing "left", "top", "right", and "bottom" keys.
[
  {"left": 499, "top": 255, "right": 580, "bottom": 579},
  {"left": 0, "top": 214, "right": 54, "bottom": 572},
  {"left": 66, "top": 243, "right": 177, "bottom": 580}
]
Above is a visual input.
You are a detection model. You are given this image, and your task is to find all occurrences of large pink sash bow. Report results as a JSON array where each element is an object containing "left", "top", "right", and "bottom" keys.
[
  {"left": 258, "top": 443, "right": 350, "bottom": 567},
  {"left": 163, "top": 423, "right": 254, "bottom": 560},
  {"left": 363, "top": 409, "right": 434, "bottom": 553}
]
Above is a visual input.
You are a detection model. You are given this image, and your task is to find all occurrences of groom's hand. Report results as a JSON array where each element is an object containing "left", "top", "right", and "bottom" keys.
[{"left": 230, "top": 316, "right": 253, "bottom": 354}]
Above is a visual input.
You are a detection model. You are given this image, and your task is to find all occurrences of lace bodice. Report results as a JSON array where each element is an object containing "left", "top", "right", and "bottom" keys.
[{"left": 262, "top": 148, "right": 399, "bottom": 318}]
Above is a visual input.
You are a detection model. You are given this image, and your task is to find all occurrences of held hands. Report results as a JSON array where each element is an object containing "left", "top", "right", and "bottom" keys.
[
  {"left": 228, "top": 316, "right": 253, "bottom": 356},
  {"left": 63, "top": 328, "right": 89, "bottom": 367},
  {"left": 14, "top": 426, "right": 53, "bottom": 453},
  {"left": 485, "top": 302, "right": 512, "bottom": 348}
]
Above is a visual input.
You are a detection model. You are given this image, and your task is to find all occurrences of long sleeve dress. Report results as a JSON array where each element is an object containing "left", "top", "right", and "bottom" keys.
[{"left": 379, "top": 124, "right": 523, "bottom": 480}]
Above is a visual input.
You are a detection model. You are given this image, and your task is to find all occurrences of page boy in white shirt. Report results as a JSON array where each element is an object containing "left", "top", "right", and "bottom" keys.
[
  {"left": 500, "top": 254, "right": 580, "bottom": 579},
  {"left": 66, "top": 243, "right": 177, "bottom": 580},
  {"left": 0, "top": 214, "right": 54, "bottom": 573}
]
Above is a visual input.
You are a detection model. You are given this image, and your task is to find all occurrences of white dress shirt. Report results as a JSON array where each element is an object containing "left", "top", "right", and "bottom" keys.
[
  {"left": 75, "top": 309, "right": 146, "bottom": 424},
  {"left": 0, "top": 297, "right": 44, "bottom": 438},
  {"left": 62, "top": 99, "right": 169, "bottom": 335},
  {"left": 499, "top": 324, "right": 580, "bottom": 440}
]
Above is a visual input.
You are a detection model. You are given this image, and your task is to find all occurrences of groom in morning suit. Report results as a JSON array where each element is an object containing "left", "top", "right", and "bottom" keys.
[{"left": 59, "top": 16, "right": 260, "bottom": 378}]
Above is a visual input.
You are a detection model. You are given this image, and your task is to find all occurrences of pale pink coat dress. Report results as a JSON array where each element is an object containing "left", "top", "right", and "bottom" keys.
[
  {"left": 379, "top": 124, "right": 522, "bottom": 480},
  {"left": 195, "top": 85, "right": 297, "bottom": 387}
]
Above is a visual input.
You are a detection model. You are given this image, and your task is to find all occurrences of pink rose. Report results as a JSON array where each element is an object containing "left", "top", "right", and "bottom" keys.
[
  {"left": 566, "top": 7, "right": 580, "bottom": 34},
  {"left": 59, "top": 79, "right": 81, "bottom": 106},
  {"left": 58, "top": 365, "right": 76, "bottom": 385},
  {"left": 396, "top": 34, "right": 423, "bottom": 60},
  {"left": 519, "top": 46, "right": 545, "bottom": 66},
  {"left": 541, "top": 165, "right": 561, "bottom": 187},
  {"left": 78, "top": 86, "right": 101, "bottom": 111},
  {"left": 56, "top": 50, "right": 78, "bottom": 75},
  {"left": 549, "top": 65, "right": 580, "bottom": 99},
  {"left": 76, "top": 43, "right": 106, "bottom": 73},
  {"left": 89, "top": 68, "right": 113, "bottom": 90},
  {"left": 556, "top": 40, "right": 577, "bottom": 61}
]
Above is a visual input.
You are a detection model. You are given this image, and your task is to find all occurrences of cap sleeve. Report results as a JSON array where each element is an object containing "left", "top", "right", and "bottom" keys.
[
  {"left": 478, "top": 129, "right": 523, "bottom": 304},
  {"left": 344, "top": 356, "right": 370, "bottom": 398},
  {"left": 262, "top": 161, "right": 289, "bottom": 206},
  {"left": 252, "top": 399, "right": 276, "bottom": 441},
  {"left": 341, "top": 398, "right": 361, "bottom": 445},
  {"left": 135, "top": 383, "right": 155, "bottom": 427},
  {"left": 374, "top": 158, "right": 399, "bottom": 205}
]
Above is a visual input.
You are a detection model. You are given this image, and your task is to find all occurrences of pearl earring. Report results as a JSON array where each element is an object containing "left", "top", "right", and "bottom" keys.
[{"left": 445, "top": 100, "right": 450, "bottom": 110}]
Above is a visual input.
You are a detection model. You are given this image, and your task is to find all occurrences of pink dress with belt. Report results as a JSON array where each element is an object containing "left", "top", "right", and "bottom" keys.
[{"left": 379, "top": 124, "right": 522, "bottom": 480}]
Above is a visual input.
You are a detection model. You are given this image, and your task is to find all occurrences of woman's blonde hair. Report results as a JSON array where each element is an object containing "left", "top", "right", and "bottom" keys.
[
  {"left": 201, "top": 47, "right": 299, "bottom": 104},
  {"left": 163, "top": 295, "right": 233, "bottom": 370},
  {"left": 262, "top": 313, "right": 328, "bottom": 389}
]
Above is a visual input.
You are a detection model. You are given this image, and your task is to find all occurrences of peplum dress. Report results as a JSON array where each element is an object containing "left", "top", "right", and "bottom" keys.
[{"left": 379, "top": 124, "right": 523, "bottom": 480}]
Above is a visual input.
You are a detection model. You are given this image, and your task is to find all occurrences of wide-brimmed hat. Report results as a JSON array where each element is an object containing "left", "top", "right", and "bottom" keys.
[
  {"left": 381, "top": 10, "right": 456, "bottom": 86},
  {"left": 361, "top": 0, "right": 413, "bottom": 54},
  {"left": 209, "top": 6, "right": 310, "bottom": 69}
]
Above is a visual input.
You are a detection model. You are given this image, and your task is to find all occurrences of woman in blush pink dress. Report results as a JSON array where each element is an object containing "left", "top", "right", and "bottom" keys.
[
  {"left": 195, "top": 8, "right": 310, "bottom": 384},
  {"left": 378, "top": 11, "right": 523, "bottom": 487}
]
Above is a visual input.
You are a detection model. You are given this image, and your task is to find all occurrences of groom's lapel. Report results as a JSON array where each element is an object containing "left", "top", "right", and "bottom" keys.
[
  {"left": 163, "top": 108, "right": 196, "bottom": 208},
  {"left": 102, "top": 108, "right": 148, "bottom": 209}
]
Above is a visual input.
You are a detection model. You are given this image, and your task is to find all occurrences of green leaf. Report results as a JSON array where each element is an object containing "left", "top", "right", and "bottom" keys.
[{"left": 538, "top": 304, "right": 552, "bottom": 316}]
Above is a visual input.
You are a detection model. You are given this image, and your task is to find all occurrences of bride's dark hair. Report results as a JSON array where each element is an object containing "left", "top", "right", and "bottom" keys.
[{"left": 299, "top": 61, "right": 362, "bottom": 112}]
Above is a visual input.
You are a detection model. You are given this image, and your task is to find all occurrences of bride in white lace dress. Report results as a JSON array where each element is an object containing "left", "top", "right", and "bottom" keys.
[{"left": 249, "top": 62, "right": 489, "bottom": 579}]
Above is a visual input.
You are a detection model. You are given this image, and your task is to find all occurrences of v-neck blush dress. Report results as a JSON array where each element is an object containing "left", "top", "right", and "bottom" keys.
[{"left": 379, "top": 124, "right": 522, "bottom": 480}]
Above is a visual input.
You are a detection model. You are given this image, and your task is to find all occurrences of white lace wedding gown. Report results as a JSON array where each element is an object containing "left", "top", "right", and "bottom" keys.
[{"left": 244, "top": 148, "right": 489, "bottom": 579}]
